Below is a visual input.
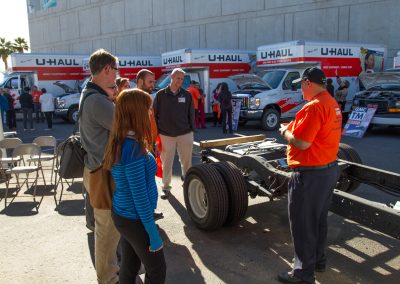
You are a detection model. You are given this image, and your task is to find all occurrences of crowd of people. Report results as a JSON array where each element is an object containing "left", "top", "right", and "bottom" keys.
[
  {"left": 0, "top": 86, "right": 55, "bottom": 131},
  {"left": 79, "top": 49, "right": 342, "bottom": 284}
]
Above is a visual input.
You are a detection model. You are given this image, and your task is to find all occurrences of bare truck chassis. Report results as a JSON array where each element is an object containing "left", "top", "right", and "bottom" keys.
[{"left": 182, "top": 135, "right": 400, "bottom": 240}]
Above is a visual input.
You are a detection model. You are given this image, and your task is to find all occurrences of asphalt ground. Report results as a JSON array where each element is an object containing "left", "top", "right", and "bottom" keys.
[{"left": 0, "top": 117, "right": 399, "bottom": 283}]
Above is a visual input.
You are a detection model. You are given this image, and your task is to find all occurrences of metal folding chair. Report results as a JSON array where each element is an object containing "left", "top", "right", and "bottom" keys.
[
  {"left": 4, "top": 143, "right": 46, "bottom": 211},
  {"left": 0, "top": 138, "right": 23, "bottom": 165},
  {"left": 29, "top": 136, "right": 57, "bottom": 184}
]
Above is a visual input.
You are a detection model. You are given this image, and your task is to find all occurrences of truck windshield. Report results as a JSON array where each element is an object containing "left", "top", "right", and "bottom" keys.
[{"left": 261, "top": 71, "right": 286, "bottom": 89}]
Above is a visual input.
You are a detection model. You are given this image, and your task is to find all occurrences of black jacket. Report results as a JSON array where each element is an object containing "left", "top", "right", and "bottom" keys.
[
  {"left": 218, "top": 91, "right": 232, "bottom": 110},
  {"left": 153, "top": 86, "right": 195, "bottom": 137},
  {"left": 4, "top": 93, "right": 14, "bottom": 109},
  {"left": 19, "top": 92, "right": 33, "bottom": 109}
]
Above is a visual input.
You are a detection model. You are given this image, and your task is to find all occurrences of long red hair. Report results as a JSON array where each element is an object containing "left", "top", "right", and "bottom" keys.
[{"left": 103, "top": 88, "right": 153, "bottom": 170}]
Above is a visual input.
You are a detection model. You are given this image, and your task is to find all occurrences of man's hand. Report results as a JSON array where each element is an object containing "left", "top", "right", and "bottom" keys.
[{"left": 279, "top": 123, "right": 289, "bottom": 138}]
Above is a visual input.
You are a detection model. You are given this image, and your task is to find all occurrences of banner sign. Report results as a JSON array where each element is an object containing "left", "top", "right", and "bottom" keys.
[{"left": 342, "top": 107, "right": 377, "bottom": 138}]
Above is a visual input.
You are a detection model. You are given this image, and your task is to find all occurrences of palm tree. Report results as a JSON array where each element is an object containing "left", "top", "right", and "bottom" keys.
[
  {"left": 13, "top": 37, "right": 29, "bottom": 53},
  {"left": 0, "top": 37, "right": 15, "bottom": 70}
]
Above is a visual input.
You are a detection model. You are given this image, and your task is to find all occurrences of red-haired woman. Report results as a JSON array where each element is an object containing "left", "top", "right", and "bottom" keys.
[{"left": 104, "top": 88, "right": 166, "bottom": 283}]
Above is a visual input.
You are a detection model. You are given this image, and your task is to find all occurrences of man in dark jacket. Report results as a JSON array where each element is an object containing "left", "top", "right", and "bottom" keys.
[
  {"left": 3, "top": 89, "right": 16, "bottom": 130},
  {"left": 19, "top": 87, "right": 34, "bottom": 130},
  {"left": 153, "top": 68, "right": 195, "bottom": 199}
]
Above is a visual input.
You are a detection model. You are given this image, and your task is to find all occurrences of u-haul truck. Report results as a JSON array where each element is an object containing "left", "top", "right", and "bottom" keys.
[
  {"left": 232, "top": 40, "right": 386, "bottom": 130},
  {"left": 0, "top": 53, "right": 87, "bottom": 109},
  {"left": 55, "top": 55, "right": 163, "bottom": 123},
  {"left": 158, "top": 48, "right": 254, "bottom": 113}
]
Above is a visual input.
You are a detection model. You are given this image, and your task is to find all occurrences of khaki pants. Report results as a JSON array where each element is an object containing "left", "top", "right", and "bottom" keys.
[
  {"left": 160, "top": 132, "right": 193, "bottom": 188},
  {"left": 84, "top": 167, "right": 120, "bottom": 284}
]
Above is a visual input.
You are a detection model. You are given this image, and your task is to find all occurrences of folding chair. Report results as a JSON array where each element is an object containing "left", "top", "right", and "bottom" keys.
[
  {"left": 4, "top": 143, "right": 46, "bottom": 211},
  {"left": 29, "top": 136, "right": 57, "bottom": 185},
  {"left": 0, "top": 138, "right": 23, "bottom": 165}
]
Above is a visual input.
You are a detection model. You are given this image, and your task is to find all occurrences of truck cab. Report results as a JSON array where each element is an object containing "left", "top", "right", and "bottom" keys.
[
  {"left": 0, "top": 72, "right": 37, "bottom": 109},
  {"left": 54, "top": 77, "right": 90, "bottom": 123},
  {"left": 231, "top": 68, "right": 304, "bottom": 130}
]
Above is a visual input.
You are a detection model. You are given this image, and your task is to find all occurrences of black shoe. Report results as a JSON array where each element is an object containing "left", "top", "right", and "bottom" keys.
[
  {"left": 278, "top": 271, "right": 311, "bottom": 283},
  {"left": 154, "top": 211, "right": 164, "bottom": 221},
  {"left": 160, "top": 189, "right": 170, "bottom": 200},
  {"left": 315, "top": 264, "right": 326, "bottom": 272},
  {"left": 86, "top": 224, "right": 95, "bottom": 232}
]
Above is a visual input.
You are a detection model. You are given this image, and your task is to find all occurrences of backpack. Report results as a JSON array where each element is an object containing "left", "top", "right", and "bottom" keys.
[{"left": 57, "top": 91, "right": 96, "bottom": 179}]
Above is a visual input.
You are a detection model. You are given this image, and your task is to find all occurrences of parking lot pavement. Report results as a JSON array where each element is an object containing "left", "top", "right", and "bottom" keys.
[{"left": 0, "top": 118, "right": 399, "bottom": 283}]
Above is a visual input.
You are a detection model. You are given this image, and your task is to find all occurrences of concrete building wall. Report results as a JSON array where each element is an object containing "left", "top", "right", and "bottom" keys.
[{"left": 27, "top": 0, "right": 400, "bottom": 67}]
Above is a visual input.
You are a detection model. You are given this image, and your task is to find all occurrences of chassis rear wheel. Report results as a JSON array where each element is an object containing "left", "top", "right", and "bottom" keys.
[
  {"left": 336, "top": 143, "right": 362, "bottom": 193},
  {"left": 184, "top": 164, "right": 229, "bottom": 230},
  {"left": 212, "top": 162, "right": 248, "bottom": 226}
]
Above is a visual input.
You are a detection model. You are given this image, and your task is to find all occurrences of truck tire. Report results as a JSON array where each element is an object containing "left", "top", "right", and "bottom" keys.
[
  {"left": 68, "top": 106, "right": 79, "bottom": 123},
  {"left": 336, "top": 143, "right": 361, "bottom": 193},
  {"left": 183, "top": 164, "right": 229, "bottom": 230},
  {"left": 211, "top": 162, "right": 248, "bottom": 226},
  {"left": 261, "top": 108, "right": 280, "bottom": 131}
]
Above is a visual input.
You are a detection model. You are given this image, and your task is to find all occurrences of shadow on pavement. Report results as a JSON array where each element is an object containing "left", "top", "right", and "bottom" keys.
[
  {"left": 56, "top": 199, "right": 85, "bottom": 216},
  {"left": 167, "top": 191, "right": 400, "bottom": 283}
]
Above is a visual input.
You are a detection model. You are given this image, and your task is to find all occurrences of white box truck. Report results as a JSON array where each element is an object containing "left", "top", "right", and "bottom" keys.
[
  {"left": 157, "top": 48, "right": 254, "bottom": 114},
  {"left": 232, "top": 40, "right": 386, "bottom": 130},
  {"left": 393, "top": 51, "right": 400, "bottom": 69},
  {"left": 55, "top": 55, "right": 163, "bottom": 122},
  {"left": 0, "top": 53, "right": 87, "bottom": 109}
]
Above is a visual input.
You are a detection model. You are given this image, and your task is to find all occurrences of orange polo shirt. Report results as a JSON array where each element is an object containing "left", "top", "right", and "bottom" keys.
[
  {"left": 187, "top": 86, "right": 201, "bottom": 110},
  {"left": 286, "top": 90, "right": 342, "bottom": 167}
]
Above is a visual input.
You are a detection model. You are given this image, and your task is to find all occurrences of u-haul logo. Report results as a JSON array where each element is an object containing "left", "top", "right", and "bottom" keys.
[
  {"left": 208, "top": 54, "right": 243, "bottom": 62},
  {"left": 119, "top": 60, "right": 154, "bottom": 67},
  {"left": 163, "top": 56, "right": 184, "bottom": 65},
  {"left": 320, "top": 48, "right": 354, "bottom": 56},
  {"left": 260, "top": 48, "right": 294, "bottom": 59},
  {"left": 36, "top": 58, "right": 80, "bottom": 66}
]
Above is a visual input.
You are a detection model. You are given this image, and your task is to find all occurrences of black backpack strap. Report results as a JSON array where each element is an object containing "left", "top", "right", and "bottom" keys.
[{"left": 72, "top": 91, "right": 97, "bottom": 134}]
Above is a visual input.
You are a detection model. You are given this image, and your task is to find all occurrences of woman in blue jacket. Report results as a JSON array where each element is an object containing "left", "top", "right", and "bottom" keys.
[{"left": 104, "top": 88, "right": 166, "bottom": 284}]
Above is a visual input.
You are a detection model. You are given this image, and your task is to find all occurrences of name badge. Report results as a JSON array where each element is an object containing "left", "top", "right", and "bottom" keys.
[{"left": 178, "top": 97, "right": 186, "bottom": 103}]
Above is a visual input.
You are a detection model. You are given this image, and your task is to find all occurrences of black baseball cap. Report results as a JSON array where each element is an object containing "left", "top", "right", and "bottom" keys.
[{"left": 292, "top": 67, "right": 327, "bottom": 85}]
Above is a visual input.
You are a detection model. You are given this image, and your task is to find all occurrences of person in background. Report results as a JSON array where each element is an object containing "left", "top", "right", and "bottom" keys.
[
  {"left": 217, "top": 82, "right": 233, "bottom": 134},
  {"left": 196, "top": 83, "right": 206, "bottom": 129},
  {"left": 31, "top": 85, "right": 44, "bottom": 123},
  {"left": 115, "top": 77, "right": 130, "bottom": 100},
  {"left": 364, "top": 52, "right": 375, "bottom": 73},
  {"left": 334, "top": 77, "right": 350, "bottom": 112},
  {"left": 278, "top": 67, "right": 341, "bottom": 284},
  {"left": 3, "top": 89, "right": 16, "bottom": 130},
  {"left": 326, "top": 78, "right": 334, "bottom": 97},
  {"left": 104, "top": 88, "right": 166, "bottom": 284},
  {"left": 187, "top": 80, "right": 201, "bottom": 129},
  {"left": 19, "top": 87, "right": 34, "bottom": 131},
  {"left": 212, "top": 83, "right": 222, "bottom": 127},
  {"left": 39, "top": 88, "right": 55, "bottom": 130},
  {"left": 0, "top": 89, "right": 9, "bottom": 129},
  {"left": 153, "top": 68, "right": 195, "bottom": 199},
  {"left": 136, "top": 68, "right": 163, "bottom": 221}
]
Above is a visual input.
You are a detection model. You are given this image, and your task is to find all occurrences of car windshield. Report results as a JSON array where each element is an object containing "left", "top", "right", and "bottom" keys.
[
  {"left": 261, "top": 71, "right": 286, "bottom": 89},
  {"left": 239, "top": 82, "right": 271, "bottom": 90},
  {"left": 368, "top": 84, "right": 400, "bottom": 91}
]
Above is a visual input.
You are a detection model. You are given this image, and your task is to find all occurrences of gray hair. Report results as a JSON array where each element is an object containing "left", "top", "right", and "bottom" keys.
[{"left": 171, "top": 68, "right": 185, "bottom": 76}]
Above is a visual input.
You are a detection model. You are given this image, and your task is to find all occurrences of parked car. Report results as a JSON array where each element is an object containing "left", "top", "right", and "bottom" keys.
[{"left": 352, "top": 72, "right": 400, "bottom": 127}]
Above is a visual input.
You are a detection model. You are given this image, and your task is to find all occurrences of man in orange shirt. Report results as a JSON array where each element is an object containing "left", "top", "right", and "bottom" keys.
[
  {"left": 187, "top": 80, "right": 201, "bottom": 129},
  {"left": 31, "top": 85, "right": 44, "bottom": 123},
  {"left": 278, "top": 67, "right": 342, "bottom": 284}
]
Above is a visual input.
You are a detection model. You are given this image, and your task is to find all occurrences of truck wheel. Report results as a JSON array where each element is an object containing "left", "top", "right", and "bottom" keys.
[
  {"left": 261, "top": 109, "right": 280, "bottom": 131},
  {"left": 336, "top": 143, "right": 361, "bottom": 193},
  {"left": 212, "top": 162, "right": 248, "bottom": 226},
  {"left": 68, "top": 106, "right": 79, "bottom": 123},
  {"left": 184, "top": 164, "right": 229, "bottom": 230}
]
